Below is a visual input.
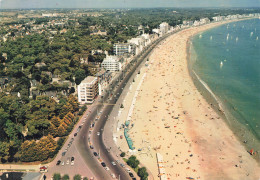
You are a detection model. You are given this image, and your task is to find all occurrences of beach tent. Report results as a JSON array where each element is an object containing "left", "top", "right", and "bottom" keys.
[{"left": 125, "top": 121, "right": 130, "bottom": 127}]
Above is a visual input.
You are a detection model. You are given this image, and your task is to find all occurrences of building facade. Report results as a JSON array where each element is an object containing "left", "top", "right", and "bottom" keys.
[
  {"left": 113, "top": 43, "right": 134, "bottom": 56},
  {"left": 77, "top": 76, "right": 98, "bottom": 104},
  {"left": 101, "top": 56, "right": 121, "bottom": 72}
]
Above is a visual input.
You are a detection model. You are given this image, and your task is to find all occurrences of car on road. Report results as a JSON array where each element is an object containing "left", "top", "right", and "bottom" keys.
[
  {"left": 71, "top": 157, "right": 74, "bottom": 161},
  {"left": 61, "top": 161, "right": 64, "bottom": 166},
  {"left": 120, "top": 163, "right": 125, "bottom": 168},
  {"left": 101, "top": 162, "right": 106, "bottom": 167},
  {"left": 132, "top": 178, "right": 136, "bottom": 180},
  {"left": 126, "top": 168, "right": 131, "bottom": 173},
  {"left": 111, "top": 161, "right": 116, "bottom": 166},
  {"left": 71, "top": 161, "right": 74, "bottom": 166},
  {"left": 90, "top": 145, "right": 94, "bottom": 149},
  {"left": 66, "top": 158, "right": 70, "bottom": 165},
  {"left": 93, "top": 152, "right": 98, "bottom": 156},
  {"left": 62, "top": 152, "right": 66, "bottom": 156},
  {"left": 97, "top": 132, "right": 100, "bottom": 136},
  {"left": 129, "top": 173, "right": 134, "bottom": 177},
  {"left": 104, "top": 167, "right": 110, "bottom": 171},
  {"left": 40, "top": 166, "right": 48, "bottom": 172},
  {"left": 56, "top": 160, "right": 61, "bottom": 165},
  {"left": 74, "top": 133, "right": 77, "bottom": 137}
]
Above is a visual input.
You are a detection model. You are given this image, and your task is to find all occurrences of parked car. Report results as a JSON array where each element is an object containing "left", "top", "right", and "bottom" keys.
[
  {"left": 97, "top": 132, "right": 100, "bottom": 136},
  {"left": 111, "top": 161, "right": 116, "bottom": 166},
  {"left": 62, "top": 152, "right": 66, "bottom": 156},
  {"left": 71, "top": 161, "right": 74, "bottom": 166},
  {"left": 104, "top": 167, "right": 110, "bottom": 171},
  {"left": 61, "top": 161, "right": 64, "bottom": 166},
  {"left": 101, "top": 162, "right": 106, "bottom": 167},
  {"left": 56, "top": 160, "right": 61, "bottom": 165},
  {"left": 90, "top": 145, "right": 94, "bottom": 149},
  {"left": 74, "top": 133, "right": 77, "bottom": 137},
  {"left": 93, "top": 152, "right": 98, "bottom": 156},
  {"left": 126, "top": 168, "right": 131, "bottom": 173},
  {"left": 71, "top": 157, "right": 74, "bottom": 161},
  {"left": 66, "top": 158, "right": 70, "bottom": 165},
  {"left": 129, "top": 173, "right": 134, "bottom": 177}
]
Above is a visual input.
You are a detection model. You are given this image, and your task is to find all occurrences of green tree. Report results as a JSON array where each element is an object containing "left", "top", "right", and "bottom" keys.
[
  {"left": 20, "top": 140, "right": 38, "bottom": 162},
  {"left": 120, "top": 152, "right": 126, "bottom": 157},
  {"left": 36, "top": 135, "right": 57, "bottom": 161},
  {"left": 73, "top": 174, "right": 81, "bottom": 180},
  {"left": 4, "top": 120, "right": 19, "bottom": 140},
  {"left": 62, "top": 174, "right": 70, "bottom": 180},
  {"left": 75, "top": 69, "right": 86, "bottom": 85},
  {"left": 127, "top": 155, "right": 139, "bottom": 168},
  {"left": 0, "top": 108, "right": 9, "bottom": 127},
  {"left": 51, "top": 116, "right": 61, "bottom": 127},
  {"left": 68, "top": 95, "right": 79, "bottom": 112},
  {"left": 138, "top": 167, "right": 148, "bottom": 180},
  {"left": 0, "top": 142, "right": 10, "bottom": 158},
  {"left": 53, "top": 173, "right": 61, "bottom": 180}
]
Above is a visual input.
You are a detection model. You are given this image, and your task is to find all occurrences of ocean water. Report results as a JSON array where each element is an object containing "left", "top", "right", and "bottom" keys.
[{"left": 189, "top": 19, "right": 260, "bottom": 156}]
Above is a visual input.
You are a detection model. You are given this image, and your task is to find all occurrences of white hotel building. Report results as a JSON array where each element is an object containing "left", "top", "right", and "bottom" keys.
[
  {"left": 77, "top": 76, "right": 98, "bottom": 104},
  {"left": 101, "top": 56, "right": 122, "bottom": 72}
]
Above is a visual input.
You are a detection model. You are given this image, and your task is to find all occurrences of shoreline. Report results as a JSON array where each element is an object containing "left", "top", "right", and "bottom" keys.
[
  {"left": 186, "top": 20, "right": 260, "bottom": 163},
  {"left": 115, "top": 20, "right": 260, "bottom": 180}
]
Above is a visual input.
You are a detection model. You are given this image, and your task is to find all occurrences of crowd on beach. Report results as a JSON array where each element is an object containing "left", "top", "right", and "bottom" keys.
[{"left": 114, "top": 21, "right": 260, "bottom": 180}]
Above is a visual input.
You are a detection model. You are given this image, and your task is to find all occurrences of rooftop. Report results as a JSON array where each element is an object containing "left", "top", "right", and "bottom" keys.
[{"left": 81, "top": 76, "right": 97, "bottom": 84}]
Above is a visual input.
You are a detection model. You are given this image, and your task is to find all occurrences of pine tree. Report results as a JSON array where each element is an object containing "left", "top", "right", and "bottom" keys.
[
  {"left": 51, "top": 116, "right": 61, "bottom": 127},
  {"left": 57, "top": 122, "right": 67, "bottom": 137},
  {"left": 48, "top": 123, "right": 58, "bottom": 137}
]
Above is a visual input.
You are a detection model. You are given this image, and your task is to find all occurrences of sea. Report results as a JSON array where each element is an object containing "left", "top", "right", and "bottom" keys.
[{"left": 188, "top": 18, "right": 260, "bottom": 160}]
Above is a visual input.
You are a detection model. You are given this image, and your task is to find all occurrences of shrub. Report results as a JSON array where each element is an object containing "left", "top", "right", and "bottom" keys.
[{"left": 120, "top": 152, "right": 126, "bottom": 157}]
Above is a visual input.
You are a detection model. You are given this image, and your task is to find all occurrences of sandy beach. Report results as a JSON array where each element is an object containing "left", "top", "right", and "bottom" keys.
[{"left": 115, "top": 21, "right": 260, "bottom": 180}]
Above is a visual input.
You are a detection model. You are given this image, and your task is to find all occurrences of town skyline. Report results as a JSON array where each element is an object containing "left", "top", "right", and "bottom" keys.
[{"left": 0, "top": 0, "right": 260, "bottom": 9}]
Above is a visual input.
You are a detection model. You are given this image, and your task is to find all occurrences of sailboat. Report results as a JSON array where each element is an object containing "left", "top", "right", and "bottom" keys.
[
  {"left": 236, "top": 37, "right": 239, "bottom": 42},
  {"left": 250, "top": 32, "right": 253, "bottom": 37},
  {"left": 226, "top": 33, "right": 229, "bottom": 41},
  {"left": 220, "top": 61, "right": 223, "bottom": 68},
  {"left": 256, "top": 36, "right": 258, "bottom": 41},
  {"left": 210, "top": 36, "right": 213, "bottom": 40},
  {"left": 199, "top": 34, "right": 202, "bottom": 38}
]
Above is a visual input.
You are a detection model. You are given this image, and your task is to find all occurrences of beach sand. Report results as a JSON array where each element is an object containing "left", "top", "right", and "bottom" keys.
[{"left": 116, "top": 22, "right": 260, "bottom": 180}]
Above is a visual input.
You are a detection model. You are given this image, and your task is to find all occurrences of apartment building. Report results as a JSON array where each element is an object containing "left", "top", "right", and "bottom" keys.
[
  {"left": 77, "top": 76, "right": 98, "bottom": 104},
  {"left": 101, "top": 56, "right": 121, "bottom": 72}
]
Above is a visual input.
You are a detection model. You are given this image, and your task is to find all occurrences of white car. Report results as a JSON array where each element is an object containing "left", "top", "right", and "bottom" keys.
[
  {"left": 61, "top": 161, "right": 64, "bottom": 166},
  {"left": 125, "top": 168, "right": 131, "bottom": 173},
  {"left": 104, "top": 167, "right": 110, "bottom": 171},
  {"left": 71, "top": 161, "right": 74, "bottom": 166},
  {"left": 97, "top": 132, "right": 100, "bottom": 136},
  {"left": 66, "top": 159, "right": 70, "bottom": 165},
  {"left": 111, "top": 161, "right": 116, "bottom": 166},
  {"left": 111, "top": 173, "right": 116, "bottom": 179}
]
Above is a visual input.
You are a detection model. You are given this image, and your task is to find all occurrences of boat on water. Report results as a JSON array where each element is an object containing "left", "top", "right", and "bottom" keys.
[
  {"left": 199, "top": 34, "right": 202, "bottom": 38},
  {"left": 236, "top": 37, "right": 239, "bottom": 42},
  {"left": 210, "top": 36, "right": 213, "bottom": 40},
  {"left": 220, "top": 61, "right": 223, "bottom": 68}
]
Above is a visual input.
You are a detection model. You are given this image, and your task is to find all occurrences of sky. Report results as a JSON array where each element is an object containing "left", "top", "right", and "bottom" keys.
[{"left": 0, "top": 0, "right": 259, "bottom": 9}]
